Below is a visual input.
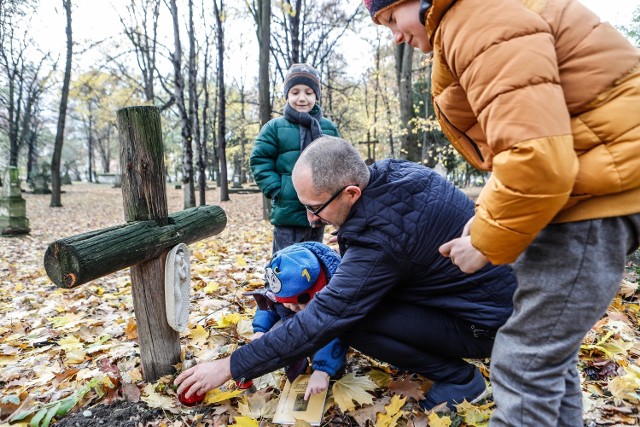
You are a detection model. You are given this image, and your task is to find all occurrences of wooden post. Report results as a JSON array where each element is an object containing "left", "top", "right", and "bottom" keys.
[
  {"left": 116, "top": 106, "right": 177, "bottom": 381},
  {"left": 45, "top": 106, "right": 227, "bottom": 382},
  {"left": 44, "top": 205, "right": 226, "bottom": 288}
]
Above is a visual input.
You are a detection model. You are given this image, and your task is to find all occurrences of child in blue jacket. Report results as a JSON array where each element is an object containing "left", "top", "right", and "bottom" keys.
[{"left": 250, "top": 242, "right": 345, "bottom": 400}]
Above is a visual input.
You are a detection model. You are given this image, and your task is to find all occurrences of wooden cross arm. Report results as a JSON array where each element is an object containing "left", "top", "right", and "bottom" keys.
[{"left": 44, "top": 205, "right": 226, "bottom": 288}]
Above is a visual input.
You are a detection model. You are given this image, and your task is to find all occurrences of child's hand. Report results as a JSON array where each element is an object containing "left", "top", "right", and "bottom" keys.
[
  {"left": 251, "top": 332, "right": 265, "bottom": 340},
  {"left": 304, "top": 370, "right": 330, "bottom": 400}
]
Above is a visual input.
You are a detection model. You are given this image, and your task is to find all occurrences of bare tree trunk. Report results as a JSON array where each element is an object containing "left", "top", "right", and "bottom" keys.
[
  {"left": 187, "top": 0, "right": 205, "bottom": 206},
  {"left": 50, "top": 0, "right": 73, "bottom": 207},
  {"left": 396, "top": 44, "right": 419, "bottom": 162},
  {"left": 169, "top": 0, "right": 195, "bottom": 209},
  {"left": 254, "top": 0, "right": 272, "bottom": 219},
  {"left": 201, "top": 33, "right": 212, "bottom": 189},
  {"left": 257, "top": 0, "right": 272, "bottom": 127},
  {"left": 213, "top": 0, "right": 229, "bottom": 202},
  {"left": 287, "top": 0, "right": 302, "bottom": 65}
]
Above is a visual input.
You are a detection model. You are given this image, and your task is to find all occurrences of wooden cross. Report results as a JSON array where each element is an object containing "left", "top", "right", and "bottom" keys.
[{"left": 44, "top": 106, "right": 227, "bottom": 381}]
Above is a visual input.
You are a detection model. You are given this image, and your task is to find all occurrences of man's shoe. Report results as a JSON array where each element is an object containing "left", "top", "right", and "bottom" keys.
[{"left": 419, "top": 368, "right": 487, "bottom": 411}]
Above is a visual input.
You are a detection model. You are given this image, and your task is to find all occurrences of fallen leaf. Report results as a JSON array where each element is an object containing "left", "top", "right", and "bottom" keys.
[{"left": 332, "top": 372, "right": 376, "bottom": 412}]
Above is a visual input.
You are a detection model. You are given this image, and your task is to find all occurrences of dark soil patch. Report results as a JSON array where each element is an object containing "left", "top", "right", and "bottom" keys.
[{"left": 52, "top": 400, "right": 164, "bottom": 427}]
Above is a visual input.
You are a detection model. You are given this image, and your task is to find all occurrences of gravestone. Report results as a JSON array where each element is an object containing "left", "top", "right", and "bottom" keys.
[
  {"left": 62, "top": 171, "right": 72, "bottom": 185},
  {"left": 434, "top": 162, "right": 447, "bottom": 178},
  {"left": 0, "top": 167, "right": 30, "bottom": 236}
]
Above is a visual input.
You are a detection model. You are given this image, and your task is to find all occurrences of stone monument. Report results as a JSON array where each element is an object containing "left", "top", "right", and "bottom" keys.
[{"left": 0, "top": 167, "right": 30, "bottom": 235}]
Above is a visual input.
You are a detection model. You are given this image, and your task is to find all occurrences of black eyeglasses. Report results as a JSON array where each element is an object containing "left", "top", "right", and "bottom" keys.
[{"left": 304, "top": 184, "right": 356, "bottom": 217}]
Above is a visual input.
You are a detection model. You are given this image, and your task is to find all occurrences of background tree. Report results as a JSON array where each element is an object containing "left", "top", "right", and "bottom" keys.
[
  {"left": 396, "top": 43, "right": 419, "bottom": 162},
  {"left": 117, "top": 0, "right": 161, "bottom": 104},
  {"left": 186, "top": 0, "right": 206, "bottom": 205},
  {"left": 247, "top": 0, "right": 272, "bottom": 219},
  {"left": 50, "top": 0, "right": 73, "bottom": 207},
  {"left": 169, "top": 0, "right": 195, "bottom": 209},
  {"left": 213, "top": 0, "right": 229, "bottom": 203},
  {"left": 620, "top": 6, "right": 640, "bottom": 47},
  {"left": 0, "top": 0, "right": 48, "bottom": 173}
]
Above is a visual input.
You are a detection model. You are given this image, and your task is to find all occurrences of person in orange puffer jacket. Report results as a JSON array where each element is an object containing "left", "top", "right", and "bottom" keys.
[{"left": 365, "top": 0, "right": 640, "bottom": 425}]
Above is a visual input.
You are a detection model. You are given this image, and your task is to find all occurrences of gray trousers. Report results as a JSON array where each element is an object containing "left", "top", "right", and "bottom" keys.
[
  {"left": 489, "top": 214, "right": 640, "bottom": 427},
  {"left": 272, "top": 225, "right": 324, "bottom": 254}
]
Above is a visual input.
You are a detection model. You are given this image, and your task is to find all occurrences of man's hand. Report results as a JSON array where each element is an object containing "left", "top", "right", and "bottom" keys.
[
  {"left": 439, "top": 235, "right": 489, "bottom": 273},
  {"left": 304, "top": 370, "right": 330, "bottom": 400},
  {"left": 251, "top": 331, "right": 265, "bottom": 340},
  {"left": 174, "top": 357, "right": 232, "bottom": 399}
]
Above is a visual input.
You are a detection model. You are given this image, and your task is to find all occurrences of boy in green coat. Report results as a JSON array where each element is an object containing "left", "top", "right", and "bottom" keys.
[{"left": 250, "top": 63, "right": 340, "bottom": 253}]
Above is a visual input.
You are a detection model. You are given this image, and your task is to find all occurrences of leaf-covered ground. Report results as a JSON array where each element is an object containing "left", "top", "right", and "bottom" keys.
[{"left": 1, "top": 182, "right": 639, "bottom": 427}]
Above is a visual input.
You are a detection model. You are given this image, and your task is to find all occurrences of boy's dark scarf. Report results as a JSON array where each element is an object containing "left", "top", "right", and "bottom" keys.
[{"left": 284, "top": 103, "right": 324, "bottom": 151}]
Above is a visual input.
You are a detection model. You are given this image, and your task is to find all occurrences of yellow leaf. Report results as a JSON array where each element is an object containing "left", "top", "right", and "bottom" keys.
[
  {"left": 193, "top": 251, "right": 206, "bottom": 262},
  {"left": 204, "top": 387, "right": 242, "bottom": 404},
  {"left": 385, "top": 394, "right": 406, "bottom": 415},
  {"left": 203, "top": 281, "right": 220, "bottom": 294},
  {"left": 125, "top": 317, "right": 138, "bottom": 339},
  {"left": 368, "top": 368, "right": 392, "bottom": 388},
  {"left": 233, "top": 416, "right": 259, "bottom": 427},
  {"left": 607, "top": 363, "right": 640, "bottom": 404},
  {"left": 215, "top": 313, "right": 241, "bottom": 328},
  {"left": 48, "top": 313, "right": 85, "bottom": 329},
  {"left": 607, "top": 376, "right": 640, "bottom": 404},
  {"left": 236, "top": 392, "right": 279, "bottom": 419},
  {"left": 189, "top": 324, "right": 209, "bottom": 344},
  {"left": 428, "top": 412, "right": 452, "bottom": 427},
  {"left": 458, "top": 400, "right": 492, "bottom": 427},
  {"left": 141, "top": 383, "right": 178, "bottom": 410},
  {"left": 235, "top": 255, "right": 248, "bottom": 266},
  {"left": 376, "top": 410, "right": 403, "bottom": 427},
  {"left": 332, "top": 372, "right": 376, "bottom": 412},
  {"left": 58, "top": 335, "right": 86, "bottom": 364}
]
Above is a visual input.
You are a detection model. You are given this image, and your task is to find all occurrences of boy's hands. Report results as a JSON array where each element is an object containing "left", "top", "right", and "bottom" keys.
[
  {"left": 175, "top": 357, "right": 232, "bottom": 399},
  {"left": 439, "top": 216, "right": 489, "bottom": 273},
  {"left": 251, "top": 331, "right": 265, "bottom": 340},
  {"left": 304, "top": 370, "right": 330, "bottom": 400}
]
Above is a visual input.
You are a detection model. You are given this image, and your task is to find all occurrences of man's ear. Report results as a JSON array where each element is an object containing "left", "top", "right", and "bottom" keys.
[{"left": 345, "top": 185, "right": 362, "bottom": 203}]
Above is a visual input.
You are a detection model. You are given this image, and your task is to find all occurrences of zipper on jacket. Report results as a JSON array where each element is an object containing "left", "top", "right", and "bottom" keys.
[{"left": 434, "top": 102, "right": 486, "bottom": 168}]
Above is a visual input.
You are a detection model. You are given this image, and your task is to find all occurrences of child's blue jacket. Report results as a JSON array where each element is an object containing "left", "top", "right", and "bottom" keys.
[{"left": 252, "top": 242, "right": 346, "bottom": 376}]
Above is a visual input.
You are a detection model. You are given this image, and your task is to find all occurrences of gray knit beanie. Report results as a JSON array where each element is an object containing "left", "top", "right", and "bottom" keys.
[{"left": 283, "top": 63, "right": 321, "bottom": 101}]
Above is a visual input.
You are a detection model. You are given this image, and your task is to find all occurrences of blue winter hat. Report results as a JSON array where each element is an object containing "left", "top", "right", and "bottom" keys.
[{"left": 265, "top": 245, "right": 323, "bottom": 303}]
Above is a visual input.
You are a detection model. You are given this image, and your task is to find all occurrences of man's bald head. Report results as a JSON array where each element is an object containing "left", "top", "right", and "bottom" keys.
[{"left": 293, "top": 136, "right": 370, "bottom": 194}]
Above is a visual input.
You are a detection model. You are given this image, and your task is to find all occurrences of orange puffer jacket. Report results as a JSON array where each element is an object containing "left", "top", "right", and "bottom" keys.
[{"left": 427, "top": 0, "right": 640, "bottom": 264}]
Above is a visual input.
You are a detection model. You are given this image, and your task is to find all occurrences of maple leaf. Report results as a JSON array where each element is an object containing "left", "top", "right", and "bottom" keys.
[
  {"left": 236, "top": 389, "right": 278, "bottom": 419},
  {"left": 428, "top": 412, "right": 452, "bottom": 427},
  {"left": 388, "top": 375, "right": 429, "bottom": 401},
  {"left": 619, "top": 279, "right": 637, "bottom": 298},
  {"left": 376, "top": 395, "right": 407, "bottom": 427},
  {"left": 214, "top": 313, "right": 241, "bottom": 328},
  {"left": 368, "top": 368, "right": 392, "bottom": 388},
  {"left": 189, "top": 324, "right": 209, "bottom": 345},
  {"left": 456, "top": 399, "right": 492, "bottom": 426},
  {"left": 203, "top": 281, "right": 220, "bottom": 293},
  {"left": 331, "top": 372, "right": 376, "bottom": 412},
  {"left": 349, "top": 396, "right": 389, "bottom": 426},
  {"left": 607, "top": 363, "right": 640, "bottom": 404},
  {"left": 141, "top": 383, "right": 179, "bottom": 413}
]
